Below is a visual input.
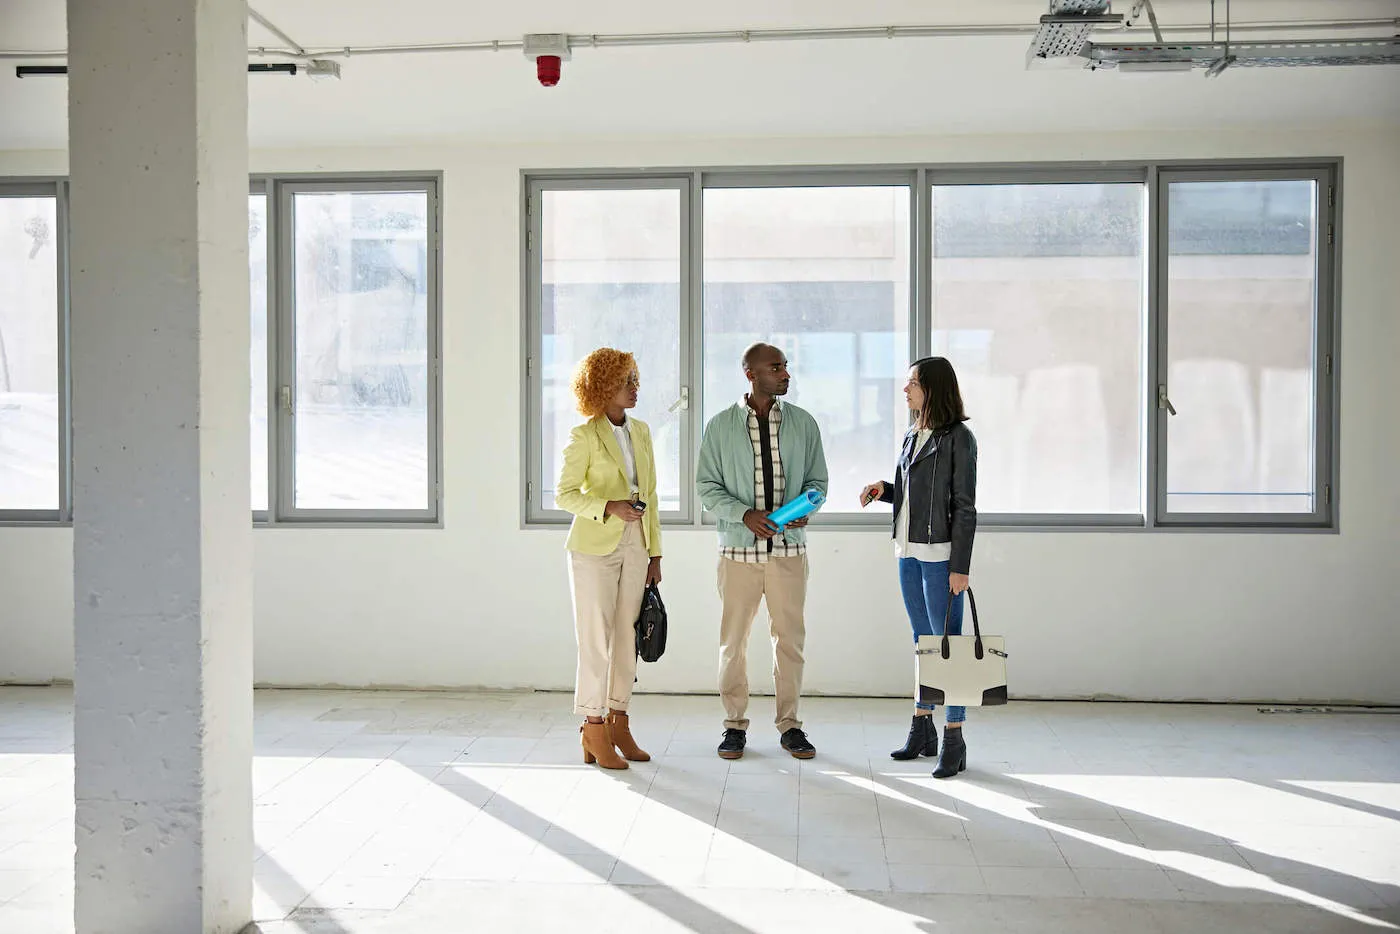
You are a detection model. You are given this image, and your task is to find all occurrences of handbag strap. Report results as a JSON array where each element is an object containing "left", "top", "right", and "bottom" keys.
[{"left": 941, "top": 585, "right": 983, "bottom": 660}]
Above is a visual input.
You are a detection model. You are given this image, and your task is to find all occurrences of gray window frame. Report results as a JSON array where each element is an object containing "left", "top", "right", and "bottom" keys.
[
  {"left": 262, "top": 174, "right": 444, "bottom": 527},
  {"left": 522, "top": 160, "right": 1340, "bottom": 532},
  {"left": 1, "top": 172, "right": 444, "bottom": 529},
  {"left": 1152, "top": 163, "right": 1339, "bottom": 530},
  {"left": 694, "top": 170, "right": 920, "bottom": 528},
  {"left": 523, "top": 174, "right": 696, "bottom": 527},
  {"left": 0, "top": 178, "right": 69, "bottom": 525},
  {"left": 925, "top": 166, "right": 1150, "bottom": 529},
  {"left": 250, "top": 179, "right": 275, "bottom": 524},
  {"left": 0, "top": 172, "right": 443, "bottom": 529}
]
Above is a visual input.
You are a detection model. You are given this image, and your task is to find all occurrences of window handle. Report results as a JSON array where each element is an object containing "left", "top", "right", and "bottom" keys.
[
  {"left": 1157, "top": 384, "right": 1177, "bottom": 416},
  {"left": 280, "top": 385, "right": 294, "bottom": 415},
  {"left": 668, "top": 386, "right": 689, "bottom": 414}
]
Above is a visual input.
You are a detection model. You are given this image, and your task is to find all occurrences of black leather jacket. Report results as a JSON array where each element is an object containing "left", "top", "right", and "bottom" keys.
[{"left": 879, "top": 422, "right": 978, "bottom": 574}]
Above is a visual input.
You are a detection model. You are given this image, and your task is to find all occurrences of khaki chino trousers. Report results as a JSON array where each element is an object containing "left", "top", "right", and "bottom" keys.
[
  {"left": 717, "top": 554, "right": 808, "bottom": 733},
  {"left": 569, "top": 522, "right": 649, "bottom": 718}
]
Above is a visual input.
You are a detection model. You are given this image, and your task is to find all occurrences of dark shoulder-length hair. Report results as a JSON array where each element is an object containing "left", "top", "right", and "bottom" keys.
[{"left": 911, "top": 356, "right": 968, "bottom": 431}]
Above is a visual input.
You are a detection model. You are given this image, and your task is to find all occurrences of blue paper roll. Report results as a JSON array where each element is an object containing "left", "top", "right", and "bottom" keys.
[{"left": 767, "top": 489, "right": 826, "bottom": 529}]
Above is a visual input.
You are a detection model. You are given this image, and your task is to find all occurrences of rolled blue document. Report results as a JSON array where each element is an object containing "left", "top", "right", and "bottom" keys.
[{"left": 767, "top": 489, "right": 826, "bottom": 529}]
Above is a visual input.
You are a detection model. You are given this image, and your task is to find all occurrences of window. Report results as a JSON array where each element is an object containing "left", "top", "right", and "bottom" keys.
[
  {"left": 930, "top": 181, "right": 1144, "bottom": 517},
  {"left": 1158, "top": 171, "right": 1334, "bottom": 524},
  {"left": 525, "top": 163, "right": 1336, "bottom": 531},
  {"left": 282, "top": 184, "right": 437, "bottom": 516},
  {"left": 703, "top": 184, "right": 911, "bottom": 514},
  {"left": 251, "top": 178, "right": 439, "bottom": 522},
  {"left": 0, "top": 185, "right": 61, "bottom": 518},
  {"left": 528, "top": 181, "right": 688, "bottom": 521},
  {"left": 0, "top": 175, "right": 441, "bottom": 527},
  {"left": 250, "top": 190, "right": 269, "bottom": 514}
]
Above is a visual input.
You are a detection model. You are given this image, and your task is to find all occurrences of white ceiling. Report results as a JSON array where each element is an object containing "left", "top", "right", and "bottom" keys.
[{"left": 2, "top": 0, "right": 1398, "bottom": 149}]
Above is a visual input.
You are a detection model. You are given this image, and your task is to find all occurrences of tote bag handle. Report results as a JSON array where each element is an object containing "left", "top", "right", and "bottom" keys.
[{"left": 940, "top": 586, "right": 984, "bottom": 661}]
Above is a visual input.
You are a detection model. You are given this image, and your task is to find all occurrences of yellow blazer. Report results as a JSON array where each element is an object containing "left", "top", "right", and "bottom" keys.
[{"left": 558, "top": 416, "right": 663, "bottom": 558}]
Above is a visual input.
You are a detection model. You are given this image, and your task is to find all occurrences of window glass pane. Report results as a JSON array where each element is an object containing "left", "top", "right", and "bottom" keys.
[
  {"left": 0, "top": 195, "right": 59, "bottom": 511},
  {"left": 249, "top": 193, "right": 268, "bottom": 513},
  {"left": 1165, "top": 179, "right": 1317, "bottom": 514},
  {"left": 703, "top": 186, "right": 910, "bottom": 514},
  {"left": 931, "top": 183, "right": 1144, "bottom": 515},
  {"left": 539, "top": 188, "right": 683, "bottom": 513},
  {"left": 292, "top": 189, "right": 431, "bottom": 510}
]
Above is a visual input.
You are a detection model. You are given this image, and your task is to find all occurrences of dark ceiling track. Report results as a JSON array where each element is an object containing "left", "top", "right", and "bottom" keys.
[
  {"left": 16, "top": 63, "right": 298, "bottom": 78},
  {"left": 13, "top": 65, "right": 67, "bottom": 77}
]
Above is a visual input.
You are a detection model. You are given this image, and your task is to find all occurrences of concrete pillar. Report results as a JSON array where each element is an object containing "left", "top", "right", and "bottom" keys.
[{"left": 67, "top": 0, "right": 252, "bottom": 931}]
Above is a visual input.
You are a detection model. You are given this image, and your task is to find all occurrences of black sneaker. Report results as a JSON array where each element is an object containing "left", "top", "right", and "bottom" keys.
[
  {"left": 780, "top": 728, "right": 816, "bottom": 759},
  {"left": 717, "top": 728, "right": 747, "bottom": 760}
]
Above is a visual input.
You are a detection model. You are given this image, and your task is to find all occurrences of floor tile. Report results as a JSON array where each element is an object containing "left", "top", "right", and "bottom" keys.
[
  {"left": 1073, "top": 867, "right": 1183, "bottom": 900},
  {"left": 0, "top": 687, "right": 1396, "bottom": 934},
  {"left": 980, "top": 866, "right": 1084, "bottom": 897}
]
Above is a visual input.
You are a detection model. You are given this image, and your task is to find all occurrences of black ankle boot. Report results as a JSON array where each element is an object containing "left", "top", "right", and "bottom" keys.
[
  {"left": 932, "top": 727, "right": 967, "bottom": 779},
  {"left": 890, "top": 715, "right": 938, "bottom": 760}
]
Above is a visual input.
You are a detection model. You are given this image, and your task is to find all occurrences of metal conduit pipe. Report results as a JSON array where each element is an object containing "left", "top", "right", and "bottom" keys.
[{"left": 1, "top": 16, "right": 1395, "bottom": 62}]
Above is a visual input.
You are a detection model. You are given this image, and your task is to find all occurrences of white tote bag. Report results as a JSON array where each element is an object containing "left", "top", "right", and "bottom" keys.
[{"left": 916, "top": 588, "right": 1008, "bottom": 707}]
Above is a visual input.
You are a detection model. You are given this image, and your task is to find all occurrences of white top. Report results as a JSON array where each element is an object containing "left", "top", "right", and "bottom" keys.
[
  {"left": 611, "top": 417, "right": 640, "bottom": 493},
  {"left": 895, "top": 428, "right": 952, "bottom": 564}
]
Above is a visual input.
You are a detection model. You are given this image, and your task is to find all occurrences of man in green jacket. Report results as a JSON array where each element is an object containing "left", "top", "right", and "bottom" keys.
[{"left": 696, "top": 343, "right": 829, "bottom": 761}]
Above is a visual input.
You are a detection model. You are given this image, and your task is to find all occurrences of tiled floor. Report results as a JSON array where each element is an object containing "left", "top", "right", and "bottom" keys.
[{"left": 2, "top": 687, "right": 1398, "bottom": 933}]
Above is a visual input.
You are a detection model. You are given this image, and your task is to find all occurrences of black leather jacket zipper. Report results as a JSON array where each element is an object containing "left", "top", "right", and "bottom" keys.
[{"left": 926, "top": 441, "right": 938, "bottom": 541}]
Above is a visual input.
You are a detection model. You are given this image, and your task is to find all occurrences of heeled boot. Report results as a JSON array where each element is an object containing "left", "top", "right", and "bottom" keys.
[
  {"left": 932, "top": 727, "right": 967, "bottom": 779},
  {"left": 889, "top": 714, "right": 938, "bottom": 761},
  {"left": 581, "top": 720, "right": 628, "bottom": 770},
  {"left": 606, "top": 711, "right": 651, "bottom": 762}
]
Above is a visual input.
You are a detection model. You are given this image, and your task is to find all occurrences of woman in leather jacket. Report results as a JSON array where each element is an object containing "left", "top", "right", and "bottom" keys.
[{"left": 861, "top": 357, "right": 977, "bottom": 779}]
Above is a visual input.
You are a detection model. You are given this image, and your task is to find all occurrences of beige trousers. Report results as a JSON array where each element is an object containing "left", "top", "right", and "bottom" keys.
[
  {"left": 569, "top": 522, "right": 649, "bottom": 717},
  {"left": 717, "top": 555, "right": 809, "bottom": 733}
]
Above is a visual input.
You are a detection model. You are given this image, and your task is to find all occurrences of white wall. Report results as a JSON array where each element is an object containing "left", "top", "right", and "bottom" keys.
[{"left": 2, "top": 126, "right": 1398, "bottom": 704}]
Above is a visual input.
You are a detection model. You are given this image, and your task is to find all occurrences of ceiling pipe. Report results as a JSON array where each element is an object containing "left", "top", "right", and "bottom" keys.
[
  {"left": 247, "top": 6, "right": 308, "bottom": 58},
  {"left": 1, "top": 16, "right": 1395, "bottom": 62}
]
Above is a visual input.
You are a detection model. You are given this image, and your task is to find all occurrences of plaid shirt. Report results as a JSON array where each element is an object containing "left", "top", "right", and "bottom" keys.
[{"left": 720, "top": 398, "right": 807, "bottom": 564}]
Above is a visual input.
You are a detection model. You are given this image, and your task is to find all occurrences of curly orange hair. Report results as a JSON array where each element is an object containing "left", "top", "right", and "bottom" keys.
[{"left": 571, "top": 348, "right": 638, "bottom": 418}]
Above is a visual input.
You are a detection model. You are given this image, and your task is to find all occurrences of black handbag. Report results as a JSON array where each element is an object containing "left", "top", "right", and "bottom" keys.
[{"left": 634, "top": 583, "right": 667, "bottom": 663}]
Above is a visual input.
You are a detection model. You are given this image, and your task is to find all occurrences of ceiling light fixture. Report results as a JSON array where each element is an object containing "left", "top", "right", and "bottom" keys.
[
  {"left": 14, "top": 65, "right": 68, "bottom": 78},
  {"left": 15, "top": 62, "right": 314, "bottom": 79}
]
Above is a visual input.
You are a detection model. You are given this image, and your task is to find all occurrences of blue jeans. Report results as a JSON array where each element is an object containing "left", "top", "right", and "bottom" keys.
[{"left": 898, "top": 558, "right": 967, "bottom": 724}]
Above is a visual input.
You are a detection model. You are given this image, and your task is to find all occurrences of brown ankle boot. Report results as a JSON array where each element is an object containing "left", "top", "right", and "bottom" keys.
[
  {"left": 606, "top": 711, "right": 651, "bottom": 762},
  {"left": 581, "top": 721, "right": 627, "bottom": 769}
]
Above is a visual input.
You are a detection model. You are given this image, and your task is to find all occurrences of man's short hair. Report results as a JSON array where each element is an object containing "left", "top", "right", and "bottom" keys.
[{"left": 742, "top": 342, "right": 777, "bottom": 372}]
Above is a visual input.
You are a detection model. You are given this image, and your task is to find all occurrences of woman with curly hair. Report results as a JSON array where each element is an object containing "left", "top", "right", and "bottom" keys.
[{"left": 557, "top": 348, "right": 663, "bottom": 770}]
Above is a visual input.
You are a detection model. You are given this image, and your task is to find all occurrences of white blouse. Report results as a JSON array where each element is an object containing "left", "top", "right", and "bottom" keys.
[{"left": 611, "top": 418, "right": 640, "bottom": 494}]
